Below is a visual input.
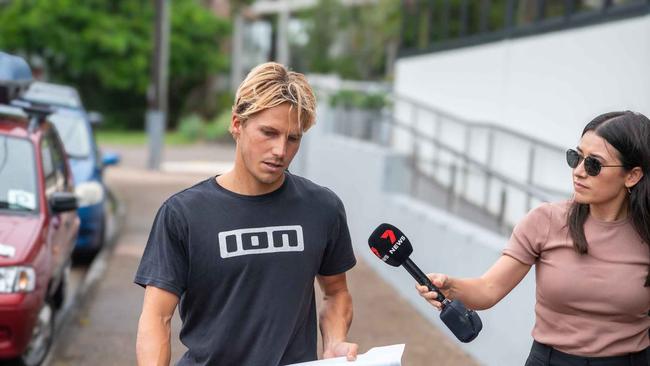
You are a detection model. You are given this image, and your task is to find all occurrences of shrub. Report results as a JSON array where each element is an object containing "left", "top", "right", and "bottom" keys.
[
  {"left": 204, "top": 111, "right": 232, "bottom": 142},
  {"left": 329, "top": 89, "right": 388, "bottom": 110},
  {"left": 178, "top": 114, "right": 203, "bottom": 141}
]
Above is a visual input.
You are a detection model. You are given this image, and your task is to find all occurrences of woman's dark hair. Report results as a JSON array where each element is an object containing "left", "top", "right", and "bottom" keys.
[{"left": 566, "top": 111, "right": 650, "bottom": 286}]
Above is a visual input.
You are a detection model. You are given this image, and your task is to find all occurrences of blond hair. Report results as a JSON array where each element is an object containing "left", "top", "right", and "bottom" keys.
[{"left": 232, "top": 62, "right": 316, "bottom": 131}]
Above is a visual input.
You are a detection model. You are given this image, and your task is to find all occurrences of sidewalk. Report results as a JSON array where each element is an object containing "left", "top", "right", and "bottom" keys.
[{"left": 49, "top": 143, "right": 479, "bottom": 366}]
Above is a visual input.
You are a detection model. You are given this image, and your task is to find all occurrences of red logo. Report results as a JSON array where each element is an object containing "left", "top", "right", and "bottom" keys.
[
  {"left": 381, "top": 229, "right": 396, "bottom": 244},
  {"left": 371, "top": 247, "right": 381, "bottom": 258}
]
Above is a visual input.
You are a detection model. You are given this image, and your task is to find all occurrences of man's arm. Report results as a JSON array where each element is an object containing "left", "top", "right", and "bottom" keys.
[
  {"left": 317, "top": 273, "right": 358, "bottom": 361},
  {"left": 136, "top": 286, "right": 180, "bottom": 366}
]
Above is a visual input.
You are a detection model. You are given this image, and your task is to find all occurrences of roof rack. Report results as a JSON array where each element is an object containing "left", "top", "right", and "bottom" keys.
[
  {"left": 9, "top": 99, "right": 54, "bottom": 133},
  {"left": 0, "top": 104, "right": 27, "bottom": 119}
]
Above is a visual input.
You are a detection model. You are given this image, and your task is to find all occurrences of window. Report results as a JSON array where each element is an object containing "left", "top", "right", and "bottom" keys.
[
  {"left": 48, "top": 112, "right": 92, "bottom": 158},
  {"left": 41, "top": 129, "right": 68, "bottom": 195},
  {"left": 0, "top": 136, "right": 38, "bottom": 212}
]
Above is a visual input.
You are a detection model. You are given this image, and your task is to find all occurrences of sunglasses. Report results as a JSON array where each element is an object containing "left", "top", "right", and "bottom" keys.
[{"left": 566, "top": 149, "right": 623, "bottom": 176}]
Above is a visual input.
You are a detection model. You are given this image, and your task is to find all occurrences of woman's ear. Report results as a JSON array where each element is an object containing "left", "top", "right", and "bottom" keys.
[{"left": 625, "top": 166, "right": 644, "bottom": 189}]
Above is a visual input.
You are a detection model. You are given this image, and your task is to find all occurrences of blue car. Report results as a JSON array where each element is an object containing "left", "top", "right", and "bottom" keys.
[{"left": 22, "top": 82, "right": 119, "bottom": 259}]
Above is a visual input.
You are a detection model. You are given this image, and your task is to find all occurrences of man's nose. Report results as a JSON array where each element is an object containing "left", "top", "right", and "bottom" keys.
[{"left": 271, "top": 137, "right": 288, "bottom": 158}]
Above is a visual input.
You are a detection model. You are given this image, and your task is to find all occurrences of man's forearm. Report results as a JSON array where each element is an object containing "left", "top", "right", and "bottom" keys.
[
  {"left": 136, "top": 313, "right": 172, "bottom": 366},
  {"left": 319, "top": 290, "right": 353, "bottom": 348}
]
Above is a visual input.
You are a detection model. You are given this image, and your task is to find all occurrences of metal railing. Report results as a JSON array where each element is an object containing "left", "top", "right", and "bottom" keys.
[{"left": 318, "top": 85, "right": 572, "bottom": 232}]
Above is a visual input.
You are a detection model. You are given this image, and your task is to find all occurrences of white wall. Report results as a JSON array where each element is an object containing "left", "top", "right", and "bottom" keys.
[{"left": 395, "top": 15, "right": 650, "bottom": 150}]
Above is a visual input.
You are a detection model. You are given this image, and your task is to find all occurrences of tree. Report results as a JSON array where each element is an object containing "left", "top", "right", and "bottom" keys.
[
  {"left": 293, "top": 0, "right": 401, "bottom": 80},
  {"left": 0, "top": 0, "right": 230, "bottom": 129}
]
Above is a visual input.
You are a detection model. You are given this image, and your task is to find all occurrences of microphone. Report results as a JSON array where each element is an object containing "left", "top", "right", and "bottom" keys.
[{"left": 368, "top": 223, "right": 482, "bottom": 343}]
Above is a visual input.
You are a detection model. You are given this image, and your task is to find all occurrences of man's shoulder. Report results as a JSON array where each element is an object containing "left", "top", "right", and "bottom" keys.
[
  {"left": 164, "top": 177, "right": 214, "bottom": 210},
  {"left": 288, "top": 172, "right": 343, "bottom": 208}
]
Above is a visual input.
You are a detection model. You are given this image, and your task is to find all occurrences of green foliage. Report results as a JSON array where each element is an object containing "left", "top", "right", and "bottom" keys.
[
  {"left": 402, "top": 0, "right": 511, "bottom": 48},
  {"left": 295, "top": 0, "right": 401, "bottom": 80},
  {"left": 329, "top": 89, "right": 388, "bottom": 110},
  {"left": 0, "top": 0, "right": 230, "bottom": 130},
  {"left": 344, "top": 0, "right": 401, "bottom": 79},
  {"left": 297, "top": 0, "right": 344, "bottom": 74},
  {"left": 204, "top": 110, "right": 232, "bottom": 142},
  {"left": 178, "top": 114, "right": 204, "bottom": 141},
  {"left": 96, "top": 130, "right": 193, "bottom": 146},
  {"left": 176, "top": 110, "right": 231, "bottom": 143},
  {"left": 214, "top": 91, "right": 234, "bottom": 117}
]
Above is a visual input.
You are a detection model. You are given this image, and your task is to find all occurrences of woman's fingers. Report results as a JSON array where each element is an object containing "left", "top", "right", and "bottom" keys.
[
  {"left": 415, "top": 284, "right": 443, "bottom": 310},
  {"left": 426, "top": 273, "right": 449, "bottom": 289}
]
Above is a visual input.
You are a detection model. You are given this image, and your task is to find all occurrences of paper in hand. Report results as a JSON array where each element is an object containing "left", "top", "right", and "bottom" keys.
[{"left": 285, "top": 344, "right": 405, "bottom": 366}]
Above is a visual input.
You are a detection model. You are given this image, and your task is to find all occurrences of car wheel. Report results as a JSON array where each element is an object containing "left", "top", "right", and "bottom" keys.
[{"left": 19, "top": 300, "right": 54, "bottom": 366}]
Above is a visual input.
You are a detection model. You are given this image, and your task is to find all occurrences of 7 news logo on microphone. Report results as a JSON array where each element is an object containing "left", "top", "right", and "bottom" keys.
[
  {"left": 372, "top": 229, "right": 407, "bottom": 263},
  {"left": 368, "top": 224, "right": 414, "bottom": 267}
]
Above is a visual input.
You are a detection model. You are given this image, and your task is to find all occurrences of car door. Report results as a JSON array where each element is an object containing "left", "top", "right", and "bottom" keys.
[{"left": 41, "top": 127, "right": 78, "bottom": 276}]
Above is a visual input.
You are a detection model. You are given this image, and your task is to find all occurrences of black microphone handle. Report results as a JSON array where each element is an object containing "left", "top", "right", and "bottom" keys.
[{"left": 402, "top": 258, "right": 446, "bottom": 303}]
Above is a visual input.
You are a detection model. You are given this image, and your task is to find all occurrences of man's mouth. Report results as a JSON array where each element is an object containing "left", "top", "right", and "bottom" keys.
[{"left": 263, "top": 161, "right": 284, "bottom": 170}]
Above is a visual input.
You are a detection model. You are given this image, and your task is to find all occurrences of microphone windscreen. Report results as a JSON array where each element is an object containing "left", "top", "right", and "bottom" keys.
[{"left": 367, "top": 223, "right": 413, "bottom": 267}]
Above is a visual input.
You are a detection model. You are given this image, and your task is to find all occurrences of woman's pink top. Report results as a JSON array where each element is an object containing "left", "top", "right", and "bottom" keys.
[{"left": 503, "top": 201, "right": 650, "bottom": 356}]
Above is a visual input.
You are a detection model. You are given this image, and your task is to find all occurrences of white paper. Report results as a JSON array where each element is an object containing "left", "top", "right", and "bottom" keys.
[{"left": 285, "top": 344, "right": 405, "bottom": 366}]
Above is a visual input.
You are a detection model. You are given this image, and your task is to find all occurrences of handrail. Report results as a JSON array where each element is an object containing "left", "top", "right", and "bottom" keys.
[
  {"left": 386, "top": 112, "right": 565, "bottom": 201},
  {"left": 394, "top": 93, "right": 565, "bottom": 152},
  {"left": 315, "top": 82, "right": 572, "bottom": 230}
]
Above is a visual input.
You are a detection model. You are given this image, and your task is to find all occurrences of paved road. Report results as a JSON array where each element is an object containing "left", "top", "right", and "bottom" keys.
[{"left": 48, "top": 143, "right": 479, "bottom": 366}]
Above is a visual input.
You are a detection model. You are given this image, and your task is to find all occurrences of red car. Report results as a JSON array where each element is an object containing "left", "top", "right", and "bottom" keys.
[{"left": 0, "top": 102, "right": 79, "bottom": 365}]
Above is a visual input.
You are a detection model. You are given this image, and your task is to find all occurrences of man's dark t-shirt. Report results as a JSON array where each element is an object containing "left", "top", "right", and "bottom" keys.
[{"left": 134, "top": 172, "right": 356, "bottom": 366}]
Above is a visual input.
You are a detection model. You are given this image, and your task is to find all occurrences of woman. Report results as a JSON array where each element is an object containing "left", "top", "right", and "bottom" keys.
[{"left": 417, "top": 111, "right": 650, "bottom": 365}]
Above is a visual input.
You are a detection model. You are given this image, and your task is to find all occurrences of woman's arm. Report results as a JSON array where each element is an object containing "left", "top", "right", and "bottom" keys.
[{"left": 416, "top": 255, "right": 531, "bottom": 310}]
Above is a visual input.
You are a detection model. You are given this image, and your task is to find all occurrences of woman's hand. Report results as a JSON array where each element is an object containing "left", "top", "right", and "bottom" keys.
[{"left": 416, "top": 273, "right": 452, "bottom": 310}]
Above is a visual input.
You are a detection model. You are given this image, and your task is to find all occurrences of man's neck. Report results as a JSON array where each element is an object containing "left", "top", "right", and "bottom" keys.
[{"left": 216, "top": 169, "right": 285, "bottom": 196}]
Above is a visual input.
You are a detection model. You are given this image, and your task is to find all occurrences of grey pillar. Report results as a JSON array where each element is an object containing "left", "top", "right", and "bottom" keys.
[
  {"left": 276, "top": 8, "right": 290, "bottom": 66},
  {"left": 147, "top": 0, "right": 170, "bottom": 170},
  {"left": 231, "top": 12, "right": 245, "bottom": 92}
]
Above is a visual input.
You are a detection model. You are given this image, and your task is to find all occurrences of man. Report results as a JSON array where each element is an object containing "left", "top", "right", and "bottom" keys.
[{"left": 135, "top": 62, "right": 358, "bottom": 366}]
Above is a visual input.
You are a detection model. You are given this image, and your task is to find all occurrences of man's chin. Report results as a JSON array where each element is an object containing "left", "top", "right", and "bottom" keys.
[{"left": 256, "top": 172, "right": 285, "bottom": 186}]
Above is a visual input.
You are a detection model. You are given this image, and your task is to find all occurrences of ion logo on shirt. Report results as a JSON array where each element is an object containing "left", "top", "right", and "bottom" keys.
[{"left": 217, "top": 225, "right": 305, "bottom": 258}]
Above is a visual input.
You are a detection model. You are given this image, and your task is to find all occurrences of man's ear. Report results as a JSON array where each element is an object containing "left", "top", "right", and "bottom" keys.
[
  {"left": 230, "top": 114, "right": 242, "bottom": 139},
  {"left": 625, "top": 166, "right": 644, "bottom": 189}
]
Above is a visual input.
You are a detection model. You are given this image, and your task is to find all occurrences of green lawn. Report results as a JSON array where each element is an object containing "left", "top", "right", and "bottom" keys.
[{"left": 96, "top": 130, "right": 193, "bottom": 146}]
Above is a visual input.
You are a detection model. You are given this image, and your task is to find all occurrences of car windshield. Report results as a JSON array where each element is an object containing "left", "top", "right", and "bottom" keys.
[
  {"left": 49, "top": 113, "right": 91, "bottom": 158},
  {"left": 0, "top": 136, "right": 38, "bottom": 212}
]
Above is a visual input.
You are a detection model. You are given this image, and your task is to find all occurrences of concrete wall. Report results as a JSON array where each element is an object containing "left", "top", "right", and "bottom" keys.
[
  {"left": 293, "top": 108, "right": 537, "bottom": 365},
  {"left": 394, "top": 15, "right": 650, "bottom": 150}
]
